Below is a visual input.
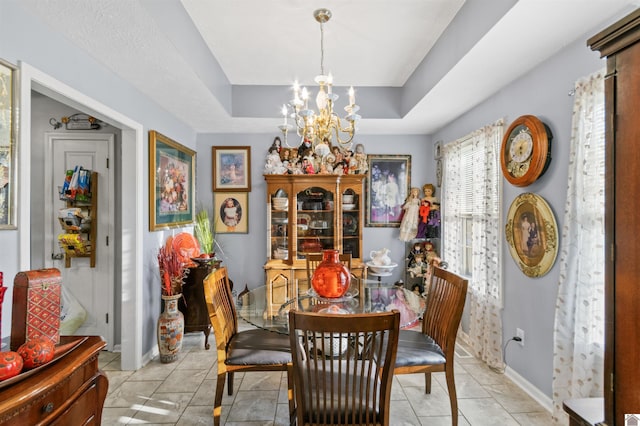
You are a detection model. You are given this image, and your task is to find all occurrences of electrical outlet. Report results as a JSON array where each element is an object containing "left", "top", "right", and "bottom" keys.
[{"left": 516, "top": 328, "right": 525, "bottom": 347}]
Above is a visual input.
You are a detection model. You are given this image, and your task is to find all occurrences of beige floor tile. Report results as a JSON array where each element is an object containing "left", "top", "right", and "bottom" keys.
[
  {"left": 176, "top": 405, "right": 215, "bottom": 425},
  {"left": 224, "top": 390, "right": 279, "bottom": 422},
  {"left": 155, "top": 368, "right": 208, "bottom": 393},
  {"left": 104, "top": 379, "right": 163, "bottom": 408},
  {"left": 458, "top": 398, "right": 520, "bottom": 426},
  {"left": 131, "top": 392, "right": 194, "bottom": 424},
  {"left": 486, "top": 382, "right": 547, "bottom": 413}
]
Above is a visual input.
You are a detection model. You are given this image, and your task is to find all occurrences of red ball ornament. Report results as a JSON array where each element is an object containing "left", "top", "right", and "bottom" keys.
[
  {"left": 17, "top": 337, "right": 55, "bottom": 369},
  {"left": 0, "top": 351, "right": 23, "bottom": 380}
]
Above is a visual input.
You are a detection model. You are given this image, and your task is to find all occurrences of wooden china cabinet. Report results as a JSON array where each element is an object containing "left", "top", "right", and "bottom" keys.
[
  {"left": 585, "top": 8, "right": 640, "bottom": 425},
  {"left": 264, "top": 174, "right": 367, "bottom": 316}
]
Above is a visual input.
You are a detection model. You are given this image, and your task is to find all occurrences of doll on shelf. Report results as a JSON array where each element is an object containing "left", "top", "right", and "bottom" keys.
[
  {"left": 399, "top": 187, "right": 421, "bottom": 241},
  {"left": 427, "top": 203, "right": 441, "bottom": 238},
  {"left": 407, "top": 253, "right": 429, "bottom": 280},
  {"left": 416, "top": 199, "right": 431, "bottom": 239},
  {"left": 354, "top": 143, "right": 368, "bottom": 174},
  {"left": 407, "top": 241, "right": 425, "bottom": 268}
]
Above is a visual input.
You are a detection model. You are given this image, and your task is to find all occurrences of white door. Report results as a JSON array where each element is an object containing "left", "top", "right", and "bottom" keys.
[{"left": 44, "top": 133, "right": 114, "bottom": 349}]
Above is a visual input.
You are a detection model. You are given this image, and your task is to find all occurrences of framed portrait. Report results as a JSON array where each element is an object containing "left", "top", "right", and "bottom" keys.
[
  {"left": 505, "top": 193, "right": 558, "bottom": 278},
  {"left": 214, "top": 192, "right": 248, "bottom": 234},
  {"left": 0, "top": 59, "right": 17, "bottom": 229},
  {"left": 365, "top": 154, "right": 411, "bottom": 227},
  {"left": 212, "top": 146, "right": 251, "bottom": 192},
  {"left": 149, "top": 130, "right": 196, "bottom": 231}
]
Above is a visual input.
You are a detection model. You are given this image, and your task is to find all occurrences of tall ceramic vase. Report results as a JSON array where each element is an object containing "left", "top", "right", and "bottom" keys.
[
  {"left": 157, "top": 293, "right": 184, "bottom": 363},
  {"left": 311, "top": 249, "right": 351, "bottom": 298}
]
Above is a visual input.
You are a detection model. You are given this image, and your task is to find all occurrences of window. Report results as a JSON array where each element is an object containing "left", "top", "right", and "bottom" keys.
[{"left": 441, "top": 120, "right": 504, "bottom": 368}]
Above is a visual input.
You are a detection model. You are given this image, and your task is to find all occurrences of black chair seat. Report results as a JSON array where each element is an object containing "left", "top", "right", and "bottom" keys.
[
  {"left": 395, "top": 329, "right": 446, "bottom": 368},
  {"left": 227, "top": 329, "right": 292, "bottom": 365}
]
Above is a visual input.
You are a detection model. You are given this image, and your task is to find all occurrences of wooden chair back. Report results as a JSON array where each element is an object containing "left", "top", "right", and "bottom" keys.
[
  {"left": 288, "top": 310, "right": 400, "bottom": 426},
  {"left": 422, "top": 266, "right": 468, "bottom": 360},
  {"left": 203, "top": 267, "right": 237, "bottom": 362},
  {"left": 305, "top": 252, "right": 352, "bottom": 283}
]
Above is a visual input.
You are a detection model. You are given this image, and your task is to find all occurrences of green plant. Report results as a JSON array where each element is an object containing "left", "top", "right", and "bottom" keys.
[{"left": 194, "top": 208, "right": 214, "bottom": 254}]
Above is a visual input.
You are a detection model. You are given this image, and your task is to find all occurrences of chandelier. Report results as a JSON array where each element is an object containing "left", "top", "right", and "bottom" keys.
[{"left": 278, "top": 9, "right": 361, "bottom": 150}]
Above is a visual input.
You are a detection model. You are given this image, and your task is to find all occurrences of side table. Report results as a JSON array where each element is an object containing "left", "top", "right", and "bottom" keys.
[{"left": 179, "top": 264, "right": 215, "bottom": 349}]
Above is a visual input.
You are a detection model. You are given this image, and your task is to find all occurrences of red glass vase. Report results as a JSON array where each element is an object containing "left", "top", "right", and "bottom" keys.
[{"left": 311, "top": 250, "right": 351, "bottom": 298}]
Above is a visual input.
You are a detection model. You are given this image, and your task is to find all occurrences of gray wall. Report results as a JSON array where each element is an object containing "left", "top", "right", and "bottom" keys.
[{"left": 432, "top": 34, "right": 606, "bottom": 397}]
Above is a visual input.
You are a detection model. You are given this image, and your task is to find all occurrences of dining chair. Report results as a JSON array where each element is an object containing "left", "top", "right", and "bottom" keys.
[
  {"left": 288, "top": 310, "right": 400, "bottom": 426},
  {"left": 393, "top": 266, "right": 468, "bottom": 426},
  {"left": 203, "top": 267, "right": 294, "bottom": 425}
]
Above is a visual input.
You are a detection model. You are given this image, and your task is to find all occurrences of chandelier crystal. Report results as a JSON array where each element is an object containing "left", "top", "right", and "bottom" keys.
[{"left": 278, "top": 9, "right": 361, "bottom": 150}]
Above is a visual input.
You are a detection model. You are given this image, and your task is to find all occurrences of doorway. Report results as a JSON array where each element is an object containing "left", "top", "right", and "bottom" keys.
[
  {"left": 43, "top": 133, "right": 115, "bottom": 348},
  {"left": 19, "top": 62, "right": 144, "bottom": 370}
]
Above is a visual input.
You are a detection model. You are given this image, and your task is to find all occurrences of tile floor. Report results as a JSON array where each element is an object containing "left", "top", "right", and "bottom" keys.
[{"left": 99, "top": 324, "right": 552, "bottom": 425}]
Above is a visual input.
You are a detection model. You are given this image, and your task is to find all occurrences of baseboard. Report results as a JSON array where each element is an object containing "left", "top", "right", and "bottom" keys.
[
  {"left": 458, "top": 330, "right": 552, "bottom": 413},
  {"left": 141, "top": 346, "right": 159, "bottom": 367},
  {"left": 504, "top": 366, "right": 553, "bottom": 413}
]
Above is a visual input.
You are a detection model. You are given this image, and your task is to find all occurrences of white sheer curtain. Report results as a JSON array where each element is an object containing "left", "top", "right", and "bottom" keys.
[
  {"left": 551, "top": 70, "right": 605, "bottom": 424},
  {"left": 442, "top": 120, "right": 504, "bottom": 369}
]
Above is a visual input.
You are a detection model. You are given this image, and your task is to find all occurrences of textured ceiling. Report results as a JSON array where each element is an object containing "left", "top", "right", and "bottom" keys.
[{"left": 18, "top": 0, "right": 640, "bottom": 135}]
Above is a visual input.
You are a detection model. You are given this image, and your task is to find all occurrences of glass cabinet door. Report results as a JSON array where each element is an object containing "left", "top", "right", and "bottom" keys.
[
  {"left": 341, "top": 187, "right": 361, "bottom": 259},
  {"left": 269, "top": 188, "right": 290, "bottom": 262},
  {"left": 296, "top": 186, "right": 335, "bottom": 258}
]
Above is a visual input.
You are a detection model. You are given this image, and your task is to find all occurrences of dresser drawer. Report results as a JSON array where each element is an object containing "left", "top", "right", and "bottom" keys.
[{"left": 0, "top": 336, "right": 107, "bottom": 425}]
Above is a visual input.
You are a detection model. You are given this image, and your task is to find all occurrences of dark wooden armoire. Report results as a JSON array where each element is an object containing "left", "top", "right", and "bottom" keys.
[{"left": 588, "top": 8, "right": 640, "bottom": 425}]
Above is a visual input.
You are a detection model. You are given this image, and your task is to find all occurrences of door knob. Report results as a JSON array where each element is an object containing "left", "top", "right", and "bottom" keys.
[{"left": 51, "top": 253, "right": 64, "bottom": 260}]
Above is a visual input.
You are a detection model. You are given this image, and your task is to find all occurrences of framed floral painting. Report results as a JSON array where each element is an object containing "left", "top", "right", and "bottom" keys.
[{"left": 149, "top": 130, "right": 196, "bottom": 231}]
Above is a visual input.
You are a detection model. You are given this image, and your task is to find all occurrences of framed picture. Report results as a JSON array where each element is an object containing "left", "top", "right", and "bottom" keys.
[
  {"left": 0, "top": 59, "right": 17, "bottom": 229},
  {"left": 214, "top": 192, "right": 248, "bottom": 234},
  {"left": 505, "top": 193, "right": 558, "bottom": 277},
  {"left": 365, "top": 154, "right": 411, "bottom": 227},
  {"left": 212, "top": 146, "right": 251, "bottom": 192},
  {"left": 433, "top": 140, "right": 443, "bottom": 160},
  {"left": 149, "top": 130, "right": 196, "bottom": 231}
]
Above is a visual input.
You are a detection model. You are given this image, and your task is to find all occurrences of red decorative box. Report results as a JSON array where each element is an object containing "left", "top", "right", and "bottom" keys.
[{"left": 10, "top": 268, "right": 61, "bottom": 351}]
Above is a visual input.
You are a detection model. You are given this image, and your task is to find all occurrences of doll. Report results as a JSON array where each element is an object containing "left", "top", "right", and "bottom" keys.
[
  {"left": 399, "top": 187, "right": 421, "bottom": 241},
  {"left": 416, "top": 199, "right": 431, "bottom": 239}
]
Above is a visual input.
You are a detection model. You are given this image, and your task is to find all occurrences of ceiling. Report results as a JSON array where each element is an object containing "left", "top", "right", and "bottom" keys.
[{"left": 19, "top": 0, "right": 639, "bottom": 136}]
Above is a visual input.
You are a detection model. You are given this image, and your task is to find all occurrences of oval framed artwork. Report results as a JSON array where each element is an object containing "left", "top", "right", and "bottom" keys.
[{"left": 505, "top": 193, "right": 558, "bottom": 277}]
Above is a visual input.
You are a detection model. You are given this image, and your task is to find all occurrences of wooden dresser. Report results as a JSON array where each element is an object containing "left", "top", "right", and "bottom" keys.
[
  {"left": 0, "top": 336, "right": 108, "bottom": 425},
  {"left": 588, "top": 8, "right": 640, "bottom": 425},
  {"left": 179, "top": 264, "right": 215, "bottom": 349}
]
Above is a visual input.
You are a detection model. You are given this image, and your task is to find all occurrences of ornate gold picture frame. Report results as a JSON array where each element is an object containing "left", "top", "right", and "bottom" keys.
[
  {"left": 505, "top": 193, "right": 558, "bottom": 277},
  {"left": 149, "top": 130, "right": 196, "bottom": 231}
]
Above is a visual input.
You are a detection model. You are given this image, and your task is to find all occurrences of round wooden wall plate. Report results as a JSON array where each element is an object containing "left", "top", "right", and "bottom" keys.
[
  {"left": 505, "top": 193, "right": 558, "bottom": 277},
  {"left": 500, "top": 115, "right": 552, "bottom": 186}
]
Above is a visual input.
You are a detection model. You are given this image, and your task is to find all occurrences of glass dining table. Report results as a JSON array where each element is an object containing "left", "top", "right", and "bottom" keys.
[{"left": 236, "top": 279, "right": 426, "bottom": 334}]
